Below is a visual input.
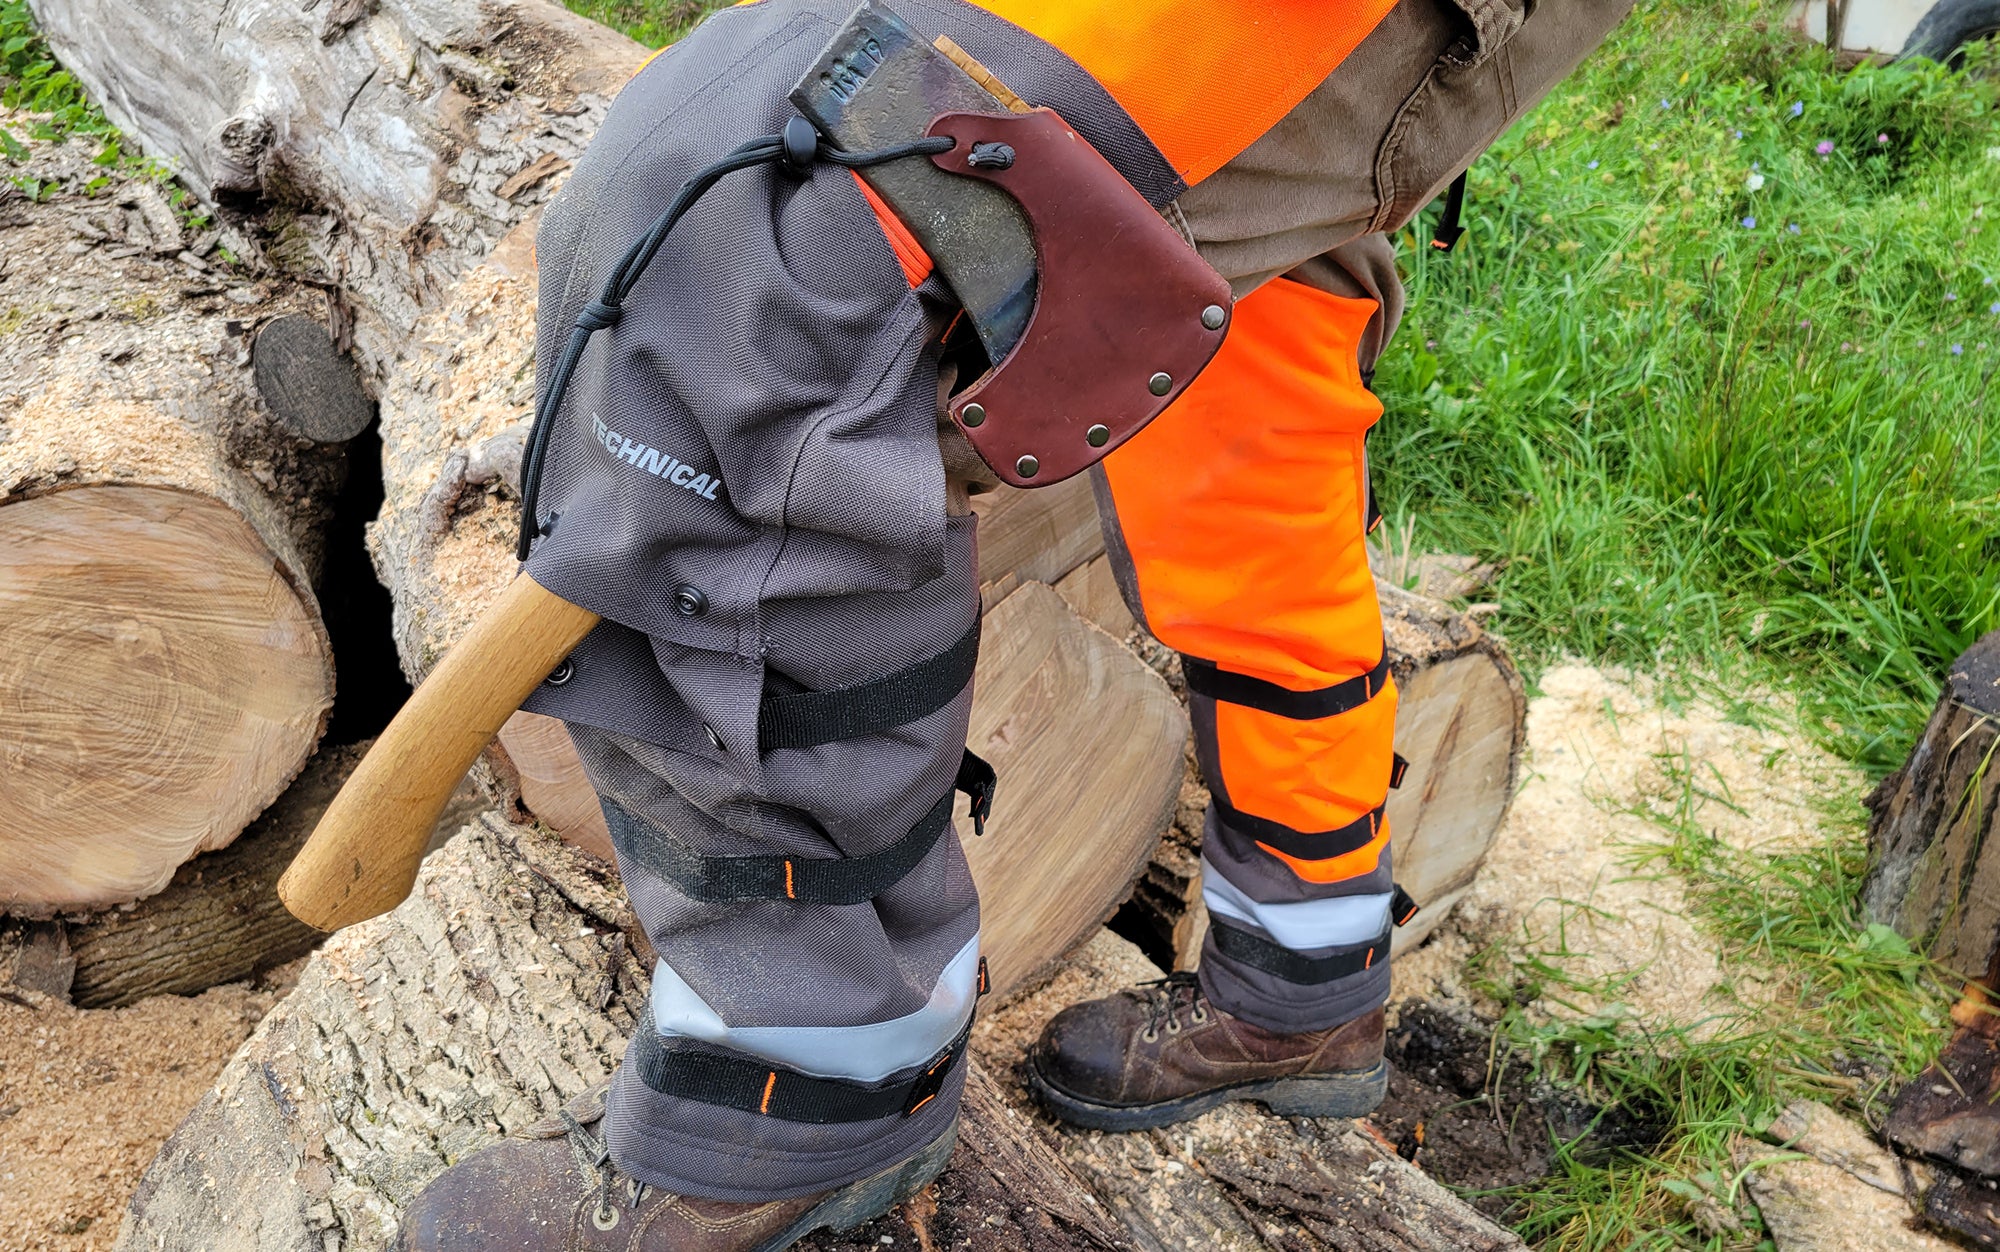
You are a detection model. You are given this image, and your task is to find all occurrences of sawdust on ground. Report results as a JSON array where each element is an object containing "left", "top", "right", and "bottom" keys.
[
  {"left": 0, "top": 973, "right": 294, "bottom": 1251},
  {"left": 1395, "top": 662, "right": 1861, "bottom": 1033}
]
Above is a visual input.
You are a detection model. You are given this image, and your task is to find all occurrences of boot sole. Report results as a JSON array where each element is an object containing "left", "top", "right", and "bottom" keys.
[
  {"left": 1026, "top": 1054, "right": 1389, "bottom": 1132},
  {"left": 756, "top": 1118, "right": 959, "bottom": 1252}
]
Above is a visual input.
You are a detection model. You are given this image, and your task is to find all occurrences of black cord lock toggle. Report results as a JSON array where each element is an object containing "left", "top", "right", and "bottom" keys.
[
  {"left": 780, "top": 114, "right": 822, "bottom": 178},
  {"left": 966, "top": 141, "right": 1015, "bottom": 170}
]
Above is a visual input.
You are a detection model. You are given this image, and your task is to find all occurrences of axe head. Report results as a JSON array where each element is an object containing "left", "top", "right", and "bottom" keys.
[{"left": 791, "top": 2, "right": 1232, "bottom": 488}]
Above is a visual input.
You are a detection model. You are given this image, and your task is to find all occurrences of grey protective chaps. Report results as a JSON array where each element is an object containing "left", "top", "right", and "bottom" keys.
[{"left": 520, "top": 0, "right": 1630, "bottom": 1200}]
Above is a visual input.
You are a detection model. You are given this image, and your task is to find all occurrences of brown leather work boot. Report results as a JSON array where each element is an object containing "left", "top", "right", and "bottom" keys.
[
  {"left": 1026, "top": 972, "right": 1387, "bottom": 1131},
  {"left": 395, "top": 1085, "right": 955, "bottom": 1251}
]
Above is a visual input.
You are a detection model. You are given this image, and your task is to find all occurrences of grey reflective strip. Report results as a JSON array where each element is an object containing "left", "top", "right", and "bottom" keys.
[
  {"left": 1202, "top": 856, "right": 1391, "bottom": 950},
  {"left": 648, "top": 936, "right": 981, "bottom": 1083}
]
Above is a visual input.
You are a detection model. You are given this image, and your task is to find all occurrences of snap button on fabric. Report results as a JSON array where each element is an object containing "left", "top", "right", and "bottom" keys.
[
  {"left": 544, "top": 659, "right": 574, "bottom": 686},
  {"left": 674, "top": 585, "right": 708, "bottom": 617}
]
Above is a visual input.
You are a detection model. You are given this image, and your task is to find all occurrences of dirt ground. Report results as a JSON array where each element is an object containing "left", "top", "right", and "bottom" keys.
[
  {"left": 1395, "top": 661, "right": 1859, "bottom": 1031},
  {"left": 0, "top": 970, "right": 295, "bottom": 1251}
]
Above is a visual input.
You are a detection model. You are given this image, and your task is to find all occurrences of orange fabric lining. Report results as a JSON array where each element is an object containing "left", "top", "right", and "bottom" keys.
[
  {"left": 969, "top": 0, "right": 1398, "bottom": 185},
  {"left": 852, "top": 171, "right": 935, "bottom": 289},
  {"left": 1103, "top": 277, "right": 1393, "bottom": 885}
]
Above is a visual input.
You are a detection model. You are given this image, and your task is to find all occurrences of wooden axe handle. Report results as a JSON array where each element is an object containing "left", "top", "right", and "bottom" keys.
[{"left": 277, "top": 574, "right": 600, "bottom": 931}]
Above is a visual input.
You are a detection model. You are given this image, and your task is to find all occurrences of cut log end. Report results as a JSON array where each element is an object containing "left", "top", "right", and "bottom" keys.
[{"left": 0, "top": 484, "right": 332, "bottom": 914}]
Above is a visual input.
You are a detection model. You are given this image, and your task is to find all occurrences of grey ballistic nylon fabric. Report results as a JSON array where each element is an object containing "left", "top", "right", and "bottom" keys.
[
  {"left": 517, "top": 0, "right": 1197, "bottom": 1200},
  {"left": 518, "top": 0, "right": 1625, "bottom": 1200}
]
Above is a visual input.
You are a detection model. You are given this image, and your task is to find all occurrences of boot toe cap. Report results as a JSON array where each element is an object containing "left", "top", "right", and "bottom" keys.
[{"left": 1033, "top": 994, "right": 1144, "bottom": 1102}]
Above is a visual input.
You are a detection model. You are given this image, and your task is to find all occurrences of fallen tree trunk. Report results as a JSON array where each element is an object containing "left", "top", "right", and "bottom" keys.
[
  {"left": 27, "top": 0, "right": 646, "bottom": 386},
  {"left": 978, "top": 931, "right": 1530, "bottom": 1252},
  {"left": 59, "top": 742, "right": 490, "bottom": 1009},
  {"left": 116, "top": 813, "right": 1135, "bottom": 1252},
  {"left": 1864, "top": 628, "right": 2000, "bottom": 981},
  {"left": 0, "top": 121, "right": 340, "bottom": 914}
]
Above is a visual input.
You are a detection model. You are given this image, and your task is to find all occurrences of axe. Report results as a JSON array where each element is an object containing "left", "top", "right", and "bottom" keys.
[{"left": 276, "top": 1, "right": 1228, "bottom": 931}]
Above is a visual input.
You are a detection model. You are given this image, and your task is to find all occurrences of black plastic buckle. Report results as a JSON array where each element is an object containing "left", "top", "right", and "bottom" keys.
[
  {"left": 1390, "top": 884, "right": 1422, "bottom": 928},
  {"left": 1389, "top": 753, "right": 1409, "bottom": 790},
  {"left": 902, "top": 1034, "right": 964, "bottom": 1117},
  {"left": 957, "top": 750, "right": 997, "bottom": 837},
  {"left": 976, "top": 955, "right": 990, "bottom": 998}
]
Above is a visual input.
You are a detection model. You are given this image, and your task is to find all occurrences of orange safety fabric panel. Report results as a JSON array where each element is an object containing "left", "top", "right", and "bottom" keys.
[
  {"left": 1102, "top": 277, "right": 1393, "bottom": 881},
  {"left": 968, "top": 0, "right": 1398, "bottom": 185}
]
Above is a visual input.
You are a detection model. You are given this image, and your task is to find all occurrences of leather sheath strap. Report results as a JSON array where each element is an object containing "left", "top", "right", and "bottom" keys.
[
  {"left": 632, "top": 1006, "right": 977, "bottom": 1123},
  {"left": 1182, "top": 649, "right": 1392, "bottom": 721},
  {"left": 604, "top": 749, "right": 997, "bottom": 905},
  {"left": 759, "top": 616, "right": 980, "bottom": 751},
  {"left": 1209, "top": 885, "right": 1422, "bottom": 985}
]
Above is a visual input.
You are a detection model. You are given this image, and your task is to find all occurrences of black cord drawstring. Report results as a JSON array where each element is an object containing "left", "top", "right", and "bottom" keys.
[{"left": 515, "top": 125, "right": 957, "bottom": 560}]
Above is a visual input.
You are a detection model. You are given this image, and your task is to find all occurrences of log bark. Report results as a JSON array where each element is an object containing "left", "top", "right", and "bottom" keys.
[
  {"left": 1863, "top": 628, "right": 2000, "bottom": 980},
  {"left": 0, "top": 117, "right": 340, "bottom": 913},
  {"left": 115, "top": 813, "right": 1135, "bottom": 1252},
  {"left": 27, "top": 0, "right": 647, "bottom": 388},
  {"left": 977, "top": 930, "right": 1529, "bottom": 1252}
]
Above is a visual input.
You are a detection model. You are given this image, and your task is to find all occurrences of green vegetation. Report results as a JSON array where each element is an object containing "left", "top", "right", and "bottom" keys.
[
  {"left": 1378, "top": 5, "right": 2000, "bottom": 775},
  {"left": 559, "top": 0, "right": 713, "bottom": 48},
  {"left": 0, "top": 0, "right": 207, "bottom": 225},
  {"left": 1375, "top": 7, "right": 1993, "bottom": 1244}
]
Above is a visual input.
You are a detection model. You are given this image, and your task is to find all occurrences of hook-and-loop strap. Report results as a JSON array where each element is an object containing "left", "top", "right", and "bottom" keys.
[
  {"left": 1182, "top": 647, "right": 1391, "bottom": 721},
  {"left": 1209, "top": 883, "right": 1422, "bottom": 985},
  {"left": 605, "top": 749, "right": 996, "bottom": 905},
  {"left": 631, "top": 1007, "right": 974, "bottom": 1123},
  {"left": 1218, "top": 794, "right": 1385, "bottom": 864},
  {"left": 758, "top": 617, "right": 981, "bottom": 751},
  {"left": 1211, "top": 919, "right": 1389, "bottom": 985}
]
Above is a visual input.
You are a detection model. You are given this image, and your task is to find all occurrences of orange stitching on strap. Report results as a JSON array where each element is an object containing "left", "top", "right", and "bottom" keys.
[
  {"left": 1364, "top": 947, "right": 1375, "bottom": 969},
  {"left": 908, "top": 1092, "right": 937, "bottom": 1114},
  {"left": 759, "top": 1071, "right": 777, "bottom": 1114},
  {"left": 784, "top": 860, "right": 795, "bottom": 899}
]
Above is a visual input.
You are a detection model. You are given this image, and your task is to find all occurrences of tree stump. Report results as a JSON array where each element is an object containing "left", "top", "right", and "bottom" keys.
[
  {"left": 0, "top": 119, "right": 340, "bottom": 914},
  {"left": 1863, "top": 628, "right": 2000, "bottom": 980},
  {"left": 114, "top": 814, "right": 1135, "bottom": 1252}
]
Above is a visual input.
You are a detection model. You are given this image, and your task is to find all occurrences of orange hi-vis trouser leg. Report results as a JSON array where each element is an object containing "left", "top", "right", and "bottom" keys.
[{"left": 1100, "top": 276, "right": 1399, "bottom": 1032}]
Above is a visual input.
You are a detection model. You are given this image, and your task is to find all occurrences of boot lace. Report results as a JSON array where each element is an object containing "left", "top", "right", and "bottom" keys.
[
  {"left": 1141, "top": 971, "right": 1211, "bottom": 1043},
  {"left": 562, "top": 1108, "right": 652, "bottom": 1232}
]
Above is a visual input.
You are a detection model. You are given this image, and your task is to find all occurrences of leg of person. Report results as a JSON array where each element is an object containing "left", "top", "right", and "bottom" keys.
[
  {"left": 397, "top": 528, "right": 988, "bottom": 1250},
  {"left": 1029, "top": 244, "right": 1409, "bottom": 1131}
]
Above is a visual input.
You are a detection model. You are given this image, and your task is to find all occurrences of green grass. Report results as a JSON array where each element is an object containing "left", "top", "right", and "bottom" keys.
[
  {"left": 1375, "top": 3, "right": 2000, "bottom": 774},
  {"left": 0, "top": 0, "right": 210, "bottom": 228},
  {"left": 1469, "top": 750, "right": 1957, "bottom": 1249},
  {"left": 559, "top": 0, "right": 713, "bottom": 47}
]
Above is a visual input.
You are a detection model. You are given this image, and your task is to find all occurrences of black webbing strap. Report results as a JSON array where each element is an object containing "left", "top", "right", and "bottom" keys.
[
  {"left": 1431, "top": 170, "right": 1468, "bottom": 252},
  {"left": 1211, "top": 920, "right": 1390, "bottom": 985},
  {"left": 1389, "top": 753, "right": 1409, "bottom": 790},
  {"left": 1391, "top": 883, "right": 1422, "bottom": 928},
  {"left": 608, "top": 749, "right": 996, "bottom": 905},
  {"left": 759, "top": 617, "right": 980, "bottom": 752},
  {"left": 1182, "top": 647, "right": 1391, "bottom": 721},
  {"left": 1219, "top": 794, "right": 1384, "bottom": 863},
  {"left": 631, "top": 1007, "right": 974, "bottom": 1123}
]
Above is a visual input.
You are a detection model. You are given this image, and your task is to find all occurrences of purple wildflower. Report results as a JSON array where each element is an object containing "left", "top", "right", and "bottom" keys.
[
  {"left": 1816, "top": 140, "right": 1835, "bottom": 156},
  {"left": 1946, "top": 292, "right": 1958, "bottom": 301},
  {"left": 1741, "top": 216, "right": 1757, "bottom": 228},
  {"left": 1587, "top": 159, "right": 1599, "bottom": 169},
  {"left": 1790, "top": 100, "right": 1804, "bottom": 118},
  {"left": 1661, "top": 97, "right": 1673, "bottom": 110},
  {"left": 1990, "top": 301, "right": 1999, "bottom": 314},
  {"left": 1734, "top": 129, "right": 1745, "bottom": 139},
  {"left": 1951, "top": 343, "right": 1964, "bottom": 355},
  {"left": 1788, "top": 223, "right": 1801, "bottom": 234},
  {"left": 1877, "top": 133, "right": 1890, "bottom": 144}
]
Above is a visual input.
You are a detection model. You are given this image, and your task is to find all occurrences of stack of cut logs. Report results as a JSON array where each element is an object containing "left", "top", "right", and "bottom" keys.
[{"left": 4, "top": 1, "right": 1536, "bottom": 1248}]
